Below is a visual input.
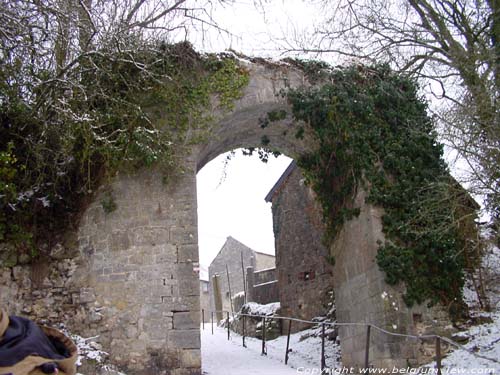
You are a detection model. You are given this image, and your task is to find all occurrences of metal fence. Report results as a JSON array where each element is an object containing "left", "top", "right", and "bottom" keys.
[{"left": 201, "top": 309, "right": 499, "bottom": 374}]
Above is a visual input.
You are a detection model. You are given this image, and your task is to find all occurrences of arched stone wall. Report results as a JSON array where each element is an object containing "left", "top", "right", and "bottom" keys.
[
  {"left": 196, "top": 61, "right": 313, "bottom": 171},
  {"left": 75, "top": 61, "right": 316, "bottom": 374},
  {"left": 1, "top": 59, "right": 452, "bottom": 374}
]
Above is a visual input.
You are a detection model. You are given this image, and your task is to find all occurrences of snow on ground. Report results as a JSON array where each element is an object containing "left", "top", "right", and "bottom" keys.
[
  {"left": 256, "top": 323, "right": 341, "bottom": 370},
  {"left": 201, "top": 327, "right": 326, "bottom": 375},
  {"left": 70, "top": 334, "right": 108, "bottom": 366},
  {"left": 419, "top": 312, "right": 500, "bottom": 375},
  {"left": 73, "top": 229, "right": 500, "bottom": 375},
  {"left": 65, "top": 331, "right": 124, "bottom": 375},
  {"left": 202, "top": 322, "right": 341, "bottom": 374},
  {"left": 206, "top": 310, "right": 500, "bottom": 375},
  {"left": 419, "top": 234, "right": 500, "bottom": 375},
  {"left": 201, "top": 325, "right": 299, "bottom": 374}
]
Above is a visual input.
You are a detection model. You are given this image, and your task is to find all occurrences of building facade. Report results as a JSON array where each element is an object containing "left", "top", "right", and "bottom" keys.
[
  {"left": 208, "top": 236, "right": 276, "bottom": 315},
  {"left": 266, "top": 161, "right": 335, "bottom": 332}
]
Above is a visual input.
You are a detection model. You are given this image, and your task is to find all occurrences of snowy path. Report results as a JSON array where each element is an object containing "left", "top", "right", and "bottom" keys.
[{"left": 201, "top": 326, "right": 299, "bottom": 375}]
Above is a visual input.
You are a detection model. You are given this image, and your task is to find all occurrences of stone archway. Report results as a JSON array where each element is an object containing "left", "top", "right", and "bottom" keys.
[{"left": 75, "top": 60, "right": 450, "bottom": 374}]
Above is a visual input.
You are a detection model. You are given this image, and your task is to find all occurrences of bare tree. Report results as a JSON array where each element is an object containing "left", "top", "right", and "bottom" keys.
[
  {"left": 282, "top": 0, "right": 499, "bottom": 223},
  {"left": 0, "top": 0, "right": 230, "bottom": 71},
  {"left": 0, "top": 0, "right": 233, "bottom": 244}
]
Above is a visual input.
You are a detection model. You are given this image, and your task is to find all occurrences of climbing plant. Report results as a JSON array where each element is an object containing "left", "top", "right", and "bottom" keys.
[
  {"left": 286, "top": 64, "right": 479, "bottom": 317},
  {"left": 0, "top": 41, "right": 248, "bottom": 256}
]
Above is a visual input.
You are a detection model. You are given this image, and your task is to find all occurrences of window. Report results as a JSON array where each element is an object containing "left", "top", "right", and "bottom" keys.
[{"left": 298, "top": 270, "right": 316, "bottom": 281}]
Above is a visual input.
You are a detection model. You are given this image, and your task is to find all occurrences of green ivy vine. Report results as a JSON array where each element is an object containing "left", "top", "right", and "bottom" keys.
[
  {"left": 0, "top": 41, "right": 249, "bottom": 257},
  {"left": 286, "top": 64, "right": 478, "bottom": 317}
]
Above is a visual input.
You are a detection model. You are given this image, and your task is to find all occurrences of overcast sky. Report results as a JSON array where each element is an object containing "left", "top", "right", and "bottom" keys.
[
  {"left": 189, "top": 0, "right": 320, "bottom": 57},
  {"left": 197, "top": 151, "right": 292, "bottom": 269}
]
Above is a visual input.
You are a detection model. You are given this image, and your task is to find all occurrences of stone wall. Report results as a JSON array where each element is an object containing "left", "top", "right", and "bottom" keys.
[
  {"left": 1, "top": 165, "right": 203, "bottom": 375},
  {"left": 229, "top": 307, "right": 282, "bottom": 340},
  {"left": 208, "top": 236, "right": 257, "bottom": 314},
  {"left": 75, "top": 164, "right": 202, "bottom": 374},
  {"left": 253, "top": 268, "right": 276, "bottom": 285},
  {"left": 244, "top": 266, "right": 279, "bottom": 309},
  {"left": 0, "top": 242, "right": 99, "bottom": 340},
  {"left": 254, "top": 252, "right": 276, "bottom": 271},
  {"left": 253, "top": 280, "right": 279, "bottom": 306},
  {"left": 267, "top": 161, "right": 335, "bottom": 333},
  {"left": 330, "top": 188, "right": 455, "bottom": 369},
  {"left": 207, "top": 236, "right": 275, "bottom": 315}
]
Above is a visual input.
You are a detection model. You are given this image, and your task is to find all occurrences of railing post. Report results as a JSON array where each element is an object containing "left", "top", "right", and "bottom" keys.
[
  {"left": 365, "top": 324, "right": 371, "bottom": 369},
  {"left": 321, "top": 323, "right": 326, "bottom": 371},
  {"left": 436, "top": 336, "right": 442, "bottom": 375},
  {"left": 261, "top": 316, "right": 267, "bottom": 355},
  {"left": 242, "top": 315, "right": 247, "bottom": 348},
  {"left": 211, "top": 311, "right": 213, "bottom": 335},
  {"left": 227, "top": 311, "right": 230, "bottom": 340},
  {"left": 202, "top": 309, "right": 205, "bottom": 330},
  {"left": 285, "top": 319, "right": 292, "bottom": 365}
]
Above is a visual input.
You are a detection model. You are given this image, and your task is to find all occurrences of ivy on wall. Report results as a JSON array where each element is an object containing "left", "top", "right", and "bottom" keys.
[
  {"left": 285, "top": 64, "right": 478, "bottom": 317},
  {"left": 0, "top": 42, "right": 249, "bottom": 256}
]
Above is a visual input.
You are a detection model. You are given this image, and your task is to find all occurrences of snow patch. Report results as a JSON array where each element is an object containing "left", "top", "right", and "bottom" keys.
[
  {"left": 243, "top": 302, "right": 280, "bottom": 316},
  {"left": 420, "top": 312, "right": 500, "bottom": 374},
  {"left": 69, "top": 333, "right": 108, "bottom": 366}
]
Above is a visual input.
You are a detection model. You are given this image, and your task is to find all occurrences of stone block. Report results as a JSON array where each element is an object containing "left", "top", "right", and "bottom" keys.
[
  {"left": 179, "top": 349, "right": 201, "bottom": 369},
  {"left": 153, "top": 284, "right": 175, "bottom": 298},
  {"left": 170, "top": 227, "right": 196, "bottom": 245},
  {"left": 112, "top": 264, "right": 136, "bottom": 273},
  {"left": 173, "top": 311, "right": 199, "bottom": 329},
  {"left": 109, "top": 273, "right": 127, "bottom": 282},
  {"left": 79, "top": 288, "right": 96, "bottom": 304},
  {"left": 111, "top": 231, "right": 130, "bottom": 252},
  {"left": 131, "top": 227, "right": 169, "bottom": 246},
  {"left": 171, "top": 295, "right": 199, "bottom": 312},
  {"left": 177, "top": 245, "right": 199, "bottom": 263},
  {"left": 176, "top": 264, "right": 199, "bottom": 296},
  {"left": 150, "top": 328, "right": 168, "bottom": 341},
  {"left": 168, "top": 330, "right": 200, "bottom": 349},
  {"left": 155, "top": 244, "right": 178, "bottom": 264},
  {"left": 126, "top": 325, "right": 138, "bottom": 339}
]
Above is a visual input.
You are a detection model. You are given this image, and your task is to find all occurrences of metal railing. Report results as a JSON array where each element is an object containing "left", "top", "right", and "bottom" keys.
[{"left": 201, "top": 308, "right": 499, "bottom": 373}]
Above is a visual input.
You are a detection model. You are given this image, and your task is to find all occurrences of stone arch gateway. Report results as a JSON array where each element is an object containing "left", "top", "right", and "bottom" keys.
[{"left": 74, "top": 60, "right": 451, "bottom": 374}]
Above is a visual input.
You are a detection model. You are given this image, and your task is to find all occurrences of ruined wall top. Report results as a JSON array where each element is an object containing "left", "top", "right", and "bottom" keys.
[{"left": 195, "top": 58, "right": 314, "bottom": 171}]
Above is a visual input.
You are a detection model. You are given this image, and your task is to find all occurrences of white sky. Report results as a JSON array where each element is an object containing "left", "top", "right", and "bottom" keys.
[
  {"left": 190, "top": 0, "right": 320, "bottom": 57},
  {"left": 197, "top": 151, "right": 292, "bottom": 268}
]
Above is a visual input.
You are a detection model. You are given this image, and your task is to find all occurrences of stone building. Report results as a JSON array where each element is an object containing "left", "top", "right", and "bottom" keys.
[
  {"left": 265, "top": 160, "right": 335, "bottom": 332},
  {"left": 208, "top": 236, "right": 275, "bottom": 316}
]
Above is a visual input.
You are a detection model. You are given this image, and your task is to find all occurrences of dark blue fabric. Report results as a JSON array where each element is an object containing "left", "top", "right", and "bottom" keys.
[{"left": 0, "top": 316, "right": 66, "bottom": 366}]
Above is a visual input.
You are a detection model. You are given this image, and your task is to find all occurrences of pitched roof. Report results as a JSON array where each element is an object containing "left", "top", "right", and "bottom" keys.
[
  {"left": 264, "top": 160, "right": 297, "bottom": 202},
  {"left": 210, "top": 236, "right": 253, "bottom": 265},
  {"left": 209, "top": 236, "right": 274, "bottom": 269}
]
